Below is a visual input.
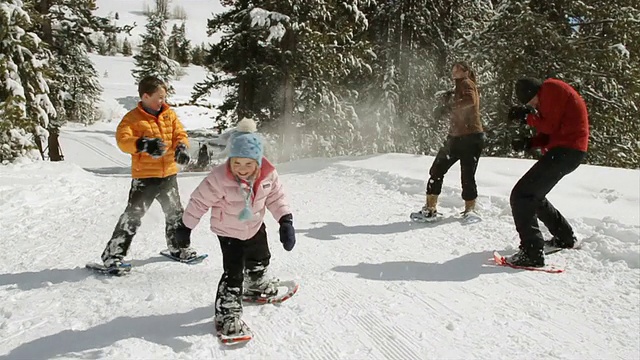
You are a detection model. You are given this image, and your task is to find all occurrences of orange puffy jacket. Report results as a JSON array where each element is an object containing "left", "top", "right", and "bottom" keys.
[{"left": 116, "top": 102, "right": 189, "bottom": 179}]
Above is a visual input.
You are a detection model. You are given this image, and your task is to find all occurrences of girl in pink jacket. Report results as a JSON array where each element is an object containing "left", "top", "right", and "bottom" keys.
[{"left": 174, "top": 118, "right": 295, "bottom": 338}]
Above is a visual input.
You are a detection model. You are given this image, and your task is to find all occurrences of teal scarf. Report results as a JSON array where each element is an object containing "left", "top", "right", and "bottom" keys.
[{"left": 237, "top": 177, "right": 255, "bottom": 221}]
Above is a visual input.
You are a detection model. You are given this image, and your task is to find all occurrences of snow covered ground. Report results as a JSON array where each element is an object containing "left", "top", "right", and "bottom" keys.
[
  {"left": 1, "top": 1, "right": 639, "bottom": 358},
  {"left": 90, "top": 53, "right": 224, "bottom": 124},
  {"left": 1, "top": 128, "right": 639, "bottom": 359}
]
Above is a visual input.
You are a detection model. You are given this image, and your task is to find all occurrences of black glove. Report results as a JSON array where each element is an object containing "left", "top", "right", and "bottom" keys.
[
  {"left": 175, "top": 220, "right": 192, "bottom": 248},
  {"left": 278, "top": 214, "right": 296, "bottom": 251},
  {"left": 174, "top": 143, "right": 190, "bottom": 165},
  {"left": 136, "top": 137, "right": 166, "bottom": 158},
  {"left": 433, "top": 90, "right": 454, "bottom": 119},
  {"left": 508, "top": 105, "right": 537, "bottom": 125},
  {"left": 444, "top": 89, "right": 455, "bottom": 101},
  {"left": 511, "top": 137, "right": 532, "bottom": 152},
  {"left": 433, "top": 104, "right": 451, "bottom": 120}
]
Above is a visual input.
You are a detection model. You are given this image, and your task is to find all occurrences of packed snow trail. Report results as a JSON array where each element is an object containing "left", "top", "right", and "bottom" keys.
[{"left": 60, "top": 128, "right": 130, "bottom": 171}]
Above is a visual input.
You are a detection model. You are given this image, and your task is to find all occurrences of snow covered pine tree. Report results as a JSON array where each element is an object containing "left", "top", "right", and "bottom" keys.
[{"left": 0, "top": 0, "right": 56, "bottom": 163}]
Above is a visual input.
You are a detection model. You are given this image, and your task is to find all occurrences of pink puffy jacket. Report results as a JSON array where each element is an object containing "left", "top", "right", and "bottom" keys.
[{"left": 182, "top": 158, "right": 291, "bottom": 240}]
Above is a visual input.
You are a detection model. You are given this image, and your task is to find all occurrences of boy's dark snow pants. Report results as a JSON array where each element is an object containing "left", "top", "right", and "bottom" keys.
[
  {"left": 101, "top": 175, "right": 187, "bottom": 263},
  {"left": 510, "top": 147, "right": 586, "bottom": 256},
  {"left": 215, "top": 224, "right": 271, "bottom": 321},
  {"left": 427, "top": 133, "right": 485, "bottom": 201}
]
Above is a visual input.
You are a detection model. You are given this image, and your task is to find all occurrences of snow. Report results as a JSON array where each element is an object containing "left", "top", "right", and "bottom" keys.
[
  {"left": 249, "top": 8, "right": 290, "bottom": 43},
  {"left": 1, "top": 1, "right": 640, "bottom": 359},
  {"left": 250, "top": 7, "right": 291, "bottom": 28},
  {"left": 89, "top": 53, "right": 223, "bottom": 129},
  {"left": 1, "top": 143, "right": 639, "bottom": 358},
  {"left": 342, "top": 2, "right": 369, "bottom": 28},
  {"left": 610, "top": 43, "right": 630, "bottom": 58},
  {"left": 93, "top": 0, "right": 227, "bottom": 46},
  {"left": 5, "top": 62, "right": 26, "bottom": 109}
]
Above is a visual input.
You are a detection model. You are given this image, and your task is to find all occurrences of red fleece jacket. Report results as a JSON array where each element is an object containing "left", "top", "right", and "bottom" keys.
[{"left": 526, "top": 78, "right": 590, "bottom": 153}]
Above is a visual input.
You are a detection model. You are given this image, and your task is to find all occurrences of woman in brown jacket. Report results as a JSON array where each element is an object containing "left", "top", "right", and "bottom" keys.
[{"left": 411, "top": 61, "right": 485, "bottom": 222}]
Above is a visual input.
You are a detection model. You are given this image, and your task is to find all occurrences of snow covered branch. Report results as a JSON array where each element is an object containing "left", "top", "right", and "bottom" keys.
[{"left": 249, "top": 7, "right": 290, "bottom": 42}]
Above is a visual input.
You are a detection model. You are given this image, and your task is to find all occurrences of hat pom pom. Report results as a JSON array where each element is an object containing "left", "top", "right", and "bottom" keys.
[{"left": 236, "top": 118, "right": 257, "bottom": 133}]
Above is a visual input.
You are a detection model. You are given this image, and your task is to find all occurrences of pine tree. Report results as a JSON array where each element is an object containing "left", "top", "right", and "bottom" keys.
[
  {"left": 106, "top": 33, "right": 118, "bottom": 56},
  {"left": 570, "top": 0, "right": 640, "bottom": 168},
  {"left": 14, "top": 0, "right": 134, "bottom": 160},
  {"left": 21, "top": 0, "right": 135, "bottom": 162},
  {"left": 44, "top": 0, "right": 108, "bottom": 127},
  {"left": 168, "top": 24, "right": 180, "bottom": 61},
  {"left": 462, "top": 0, "right": 640, "bottom": 168},
  {"left": 190, "top": 43, "right": 205, "bottom": 66},
  {"left": 176, "top": 22, "right": 191, "bottom": 65},
  {"left": 194, "top": 1, "right": 375, "bottom": 159},
  {"left": 132, "top": 8, "right": 177, "bottom": 93},
  {"left": 96, "top": 34, "right": 108, "bottom": 55},
  {"left": 0, "top": 0, "right": 57, "bottom": 163},
  {"left": 353, "top": 1, "right": 493, "bottom": 156},
  {"left": 155, "top": 0, "right": 170, "bottom": 17},
  {"left": 168, "top": 22, "right": 191, "bottom": 66},
  {"left": 55, "top": 39, "right": 102, "bottom": 125},
  {"left": 122, "top": 37, "right": 132, "bottom": 56}
]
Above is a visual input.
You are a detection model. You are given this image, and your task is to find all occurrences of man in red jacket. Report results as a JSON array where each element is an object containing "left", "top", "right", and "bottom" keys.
[{"left": 506, "top": 77, "right": 589, "bottom": 267}]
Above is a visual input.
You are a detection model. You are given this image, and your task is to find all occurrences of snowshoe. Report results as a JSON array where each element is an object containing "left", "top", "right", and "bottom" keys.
[
  {"left": 460, "top": 209, "right": 482, "bottom": 224},
  {"left": 410, "top": 209, "right": 441, "bottom": 223},
  {"left": 160, "top": 249, "right": 208, "bottom": 264},
  {"left": 216, "top": 317, "right": 252, "bottom": 345},
  {"left": 492, "top": 251, "right": 564, "bottom": 273},
  {"left": 86, "top": 262, "right": 131, "bottom": 276},
  {"left": 544, "top": 237, "right": 582, "bottom": 255},
  {"left": 504, "top": 249, "right": 545, "bottom": 267},
  {"left": 243, "top": 280, "right": 299, "bottom": 304}
]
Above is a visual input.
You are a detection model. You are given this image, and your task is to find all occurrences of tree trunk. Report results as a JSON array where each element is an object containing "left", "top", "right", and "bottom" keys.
[
  {"left": 33, "top": 130, "right": 45, "bottom": 160},
  {"left": 397, "top": 0, "right": 414, "bottom": 128},
  {"left": 38, "top": 0, "right": 53, "bottom": 43},
  {"left": 237, "top": 78, "right": 254, "bottom": 120},
  {"left": 48, "top": 128, "right": 63, "bottom": 161},
  {"left": 236, "top": 33, "right": 256, "bottom": 121},
  {"left": 156, "top": 0, "right": 170, "bottom": 17},
  {"left": 280, "top": 26, "right": 296, "bottom": 159}
]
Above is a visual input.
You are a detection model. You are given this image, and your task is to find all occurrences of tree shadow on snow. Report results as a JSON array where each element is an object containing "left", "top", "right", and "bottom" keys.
[
  {"left": 0, "top": 257, "right": 168, "bottom": 291},
  {"left": 83, "top": 167, "right": 210, "bottom": 179},
  {"left": 128, "top": 256, "right": 168, "bottom": 267},
  {"left": 68, "top": 129, "right": 117, "bottom": 137},
  {"left": 298, "top": 218, "right": 459, "bottom": 240},
  {"left": 116, "top": 96, "right": 140, "bottom": 110},
  {"left": 83, "top": 166, "right": 131, "bottom": 175},
  {"left": 0, "top": 267, "right": 92, "bottom": 291},
  {"left": 332, "top": 250, "right": 517, "bottom": 282},
  {"left": 0, "top": 306, "right": 214, "bottom": 360}
]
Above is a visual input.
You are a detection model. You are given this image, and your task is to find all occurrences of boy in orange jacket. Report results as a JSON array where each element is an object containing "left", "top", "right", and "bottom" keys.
[{"left": 100, "top": 76, "right": 196, "bottom": 269}]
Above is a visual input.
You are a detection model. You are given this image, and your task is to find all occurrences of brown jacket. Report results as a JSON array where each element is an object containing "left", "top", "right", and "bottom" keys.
[
  {"left": 116, "top": 102, "right": 189, "bottom": 179},
  {"left": 448, "top": 78, "right": 483, "bottom": 136}
]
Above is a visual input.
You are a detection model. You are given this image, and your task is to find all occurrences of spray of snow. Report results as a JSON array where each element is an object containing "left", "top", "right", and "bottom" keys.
[{"left": 610, "top": 43, "right": 630, "bottom": 58}]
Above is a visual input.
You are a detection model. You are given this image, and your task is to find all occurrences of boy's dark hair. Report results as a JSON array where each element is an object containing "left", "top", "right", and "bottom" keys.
[
  {"left": 515, "top": 78, "right": 543, "bottom": 104},
  {"left": 138, "top": 76, "right": 168, "bottom": 97}
]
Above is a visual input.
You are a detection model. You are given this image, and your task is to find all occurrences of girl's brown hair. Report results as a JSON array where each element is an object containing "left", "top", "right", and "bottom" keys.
[{"left": 452, "top": 61, "right": 477, "bottom": 83}]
